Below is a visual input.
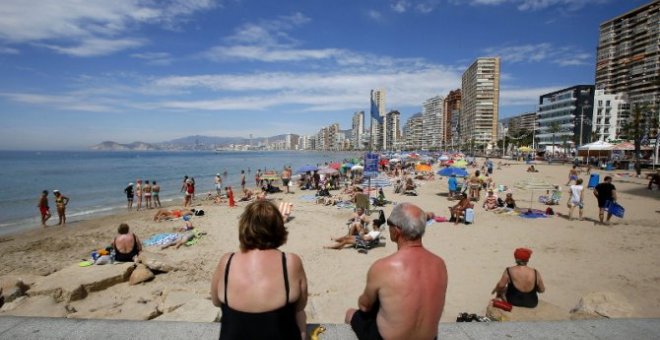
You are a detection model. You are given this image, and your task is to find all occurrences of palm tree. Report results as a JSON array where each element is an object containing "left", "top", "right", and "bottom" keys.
[
  {"left": 620, "top": 103, "right": 657, "bottom": 176},
  {"left": 548, "top": 121, "right": 562, "bottom": 153}
]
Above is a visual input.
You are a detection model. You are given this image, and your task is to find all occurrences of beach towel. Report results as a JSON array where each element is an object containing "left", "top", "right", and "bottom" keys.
[
  {"left": 185, "top": 230, "right": 205, "bottom": 246},
  {"left": 519, "top": 211, "right": 547, "bottom": 219},
  {"left": 143, "top": 233, "right": 179, "bottom": 247},
  {"left": 299, "top": 194, "right": 317, "bottom": 202}
]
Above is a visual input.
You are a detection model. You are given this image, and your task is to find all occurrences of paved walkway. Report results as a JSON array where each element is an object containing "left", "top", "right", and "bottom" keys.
[{"left": 0, "top": 316, "right": 658, "bottom": 339}]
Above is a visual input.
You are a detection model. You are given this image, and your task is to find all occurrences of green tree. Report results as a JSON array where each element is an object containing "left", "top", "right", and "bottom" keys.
[{"left": 620, "top": 103, "right": 658, "bottom": 176}]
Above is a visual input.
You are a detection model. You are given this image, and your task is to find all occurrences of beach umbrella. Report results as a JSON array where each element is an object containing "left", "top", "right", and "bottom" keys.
[
  {"left": 439, "top": 155, "right": 450, "bottom": 161},
  {"left": 452, "top": 159, "right": 468, "bottom": 168},
  {"left": 415, "top": 164, "right": 432, "bottom": 172},
  {"left": 518, "top": 146, "right": 533, "bottom": 152},
  {"left": 379, "top": 159, "right": 389, "bottom": 166},
  {"left": 437, "top": 167, "right": 469, "bottom": 177},
  {"left": 318, "top": 167, "right": 338, "bottom": 175},
  {"left": 361, "top": 176, "right": 391, "bottom": 188},
  {"left": 351, "top": 165, "right": 364, "bottom": 171},
  {"left": 328, "top": 162, "right": 341, "bottom": 170},
  {"left": 261, "top": 171, "right": 279, "bottom": 181},
  {"left": 389, "top": 158, "right": 401, "bottom": 163},
  {"left": 514, "top": 177, "right": 556, "bottom": 210},
  {"left": 296, "top": 165, "right": 318, "bottom": 174},
  {"left": 341, "top": 162, "right": 354, "bottom": 169}
]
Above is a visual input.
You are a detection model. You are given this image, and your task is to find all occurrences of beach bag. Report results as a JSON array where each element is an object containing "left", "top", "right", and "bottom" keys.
[
  {"left": 497, "top": 198, "right": 505, "bottom": 207},
  {"left": 193, "top": 209, "right": 205, "bottom": 216},
  {"left": 605, "top": 201, "right": 625, "bottom": 218},
  {"left": 464, "top": 208, "right": 475, "bottom": 224},
  {"left": 492, "top": 299, "right": 512, "bottom": 312},
  {"left": 545, "top": 207, "right": 554, "bottom": 215}
]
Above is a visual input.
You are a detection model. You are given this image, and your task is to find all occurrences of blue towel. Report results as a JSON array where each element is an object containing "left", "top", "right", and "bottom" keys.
[{"left": 143, "top": 233, "right": 179, "bottom": 246}]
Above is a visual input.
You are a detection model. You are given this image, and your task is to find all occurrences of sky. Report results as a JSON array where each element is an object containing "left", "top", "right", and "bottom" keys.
[{"left": 0, "top": 0, "right": 651, "bottom": 150}]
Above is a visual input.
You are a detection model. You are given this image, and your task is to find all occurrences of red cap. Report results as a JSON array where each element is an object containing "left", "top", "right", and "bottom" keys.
[{"left": 514, "top": 248, "right": 532, "bottom": 262}]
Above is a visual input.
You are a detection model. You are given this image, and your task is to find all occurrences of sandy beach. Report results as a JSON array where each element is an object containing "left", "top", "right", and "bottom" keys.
[{"left": 1, "top": 158, "right": 659, "bottom": 323}]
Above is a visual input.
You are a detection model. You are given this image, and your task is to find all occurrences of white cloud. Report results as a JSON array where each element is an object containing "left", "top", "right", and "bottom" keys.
[
  {"left": 451, "top": 0, "right": 608, "bottom": 11},
  {"left": 499, "top": 86, "right": 563, "bottom": 106},
  {"left": 0, "top": 92, "right": 111, "bottom": 112},
  {"left": 0, "top": 0, "right": 217, "bottom": 56},
  {"left": 0, "top": 46, "right": 18, "bottom": 54},
  {"left": 391, "top": 1, "right": 410, "bottom": 13},
  {"left": 368, "top": 10, "right": 383, "bottom": 20},
  {"left": 131, "top": 52, "right": 174, "bottom": 65},
  {"left": 484, "top": 43, "right": 592, "bottom": 66}
]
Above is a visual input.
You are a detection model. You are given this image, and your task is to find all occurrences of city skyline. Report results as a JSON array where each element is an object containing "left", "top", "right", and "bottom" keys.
[{"left": 0, "top": 0, "right": 651, "bottom": 150}]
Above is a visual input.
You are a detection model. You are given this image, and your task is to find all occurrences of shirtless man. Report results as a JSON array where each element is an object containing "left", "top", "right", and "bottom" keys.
[
  {"left": 281, "top": 166, "right": 292, "bottom": 194},
  {"left": 215, "top": 173, "right": 223, "bottom": 197},
  {"left": 346, "top": 203, "right": 447, "bottom": 340},
  {"left": 152, "top": 181, "right": 161, "bottom": 208},
  {"left": 38, "top": 190, "right": 51, "bottom": 227},
  {"left": 143, "top": 180, "right": 152, "bottom": 209}
]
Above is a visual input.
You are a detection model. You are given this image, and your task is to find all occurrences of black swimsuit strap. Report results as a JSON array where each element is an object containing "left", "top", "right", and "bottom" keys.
[
  {"left": 224, "top": 252, "right": 236, "bottom": 306},
  {"left": 282, "top": 252, "right": 290, "bottom": 303}
]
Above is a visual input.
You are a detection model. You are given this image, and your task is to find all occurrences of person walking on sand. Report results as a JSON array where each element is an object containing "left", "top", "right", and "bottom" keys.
[
  {"left": 124, "top": 182, "right": 134, "bottom": 210},
  {"left": 143, "top": 180, "right": 152, "bottom": 209},
  {"left": 255, "top": 169, "right": 262, "bottom": 188},
  {"left": 568, "top": 178, "right": 585, "bottom": 221},
  {"left": 53, "top": 190, "right": 70, "bottom": 225},
  {"left": 566, "top": 166, "right": 579, "bottom": 186},
  {"left": 184, "top": 179, "right": 194, "bottom": 207},
  {"left": 135, "top": 179, "right": 143, "bottom": 211},
  {"left": 594, "top": 176, "right": 617, "bottom": 225},
  {"left": 240, "top": 170, "right": 246, "bottom": 191},
  {"left": 282, "top": 166, "right": 292, "bottom": 194},
  {"left": 215, "top": 173, "right": 223, "bottom": 197},
  {"left": 38, "top": 190, "right": 51, "bottom": 227},
  {"left": 345, "top": 203, "right": 447, "bottom": 340},
  {"left": 180, "top": 175, "right": 189, "bottom": 193},
  {"left": 152, "top": 181, "right": 161, "bottom": 208}
]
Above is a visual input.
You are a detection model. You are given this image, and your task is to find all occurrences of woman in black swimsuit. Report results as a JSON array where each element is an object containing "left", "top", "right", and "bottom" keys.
[
  {"left": 491, "top": 247, "right": 546, "bottom": 308},
  {"left": 210, "top": 200, "right": 308, "bottom": 340},
  {"left": 112, "top": 223, "right": 142, "bottom": 262}
]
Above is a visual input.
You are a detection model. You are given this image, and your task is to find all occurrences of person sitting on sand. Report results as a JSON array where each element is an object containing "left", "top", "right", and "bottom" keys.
[
  {"left": 526, "top": 165, "right": 538, "bottom": 173},
  {"left": 491, "top": 248, "right": 545, "bottom": 308},
  {"left": 175, "top": 215, "right": 194, "bottom": 232},
  {"left": 483, "top": 189, "right": 498, "bottom": 211},
  {"left": 325, "top": 220, "right": 383, "bottom": 250},
  {"left": 153, "top": 208, "right": 193, "bottom": 222},
  {"left": 239, "top": 188, "right": 254, "bottom": 202},
  {"left": 504, "top": 193, "right": 516, "bottom": 209},
  {"left": 449, "top": 193, "right": 472, "bottom": 225},
  {"left": 279, "top": 202, "right": 293, "bottom": 222},
  {"left": 112, "top": 223, "right": 142, "bottom": 262},
  {"left": 348, "top": 207, "right": 369, "bottom": 233}
]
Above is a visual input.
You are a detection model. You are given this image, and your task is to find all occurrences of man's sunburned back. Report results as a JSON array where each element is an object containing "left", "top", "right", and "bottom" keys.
[
  {"left": 374, "top": 246, "right": 447, "bottom": 339},
  {"left": 115, "top": 233, "right": 135, "bottom": 253}
]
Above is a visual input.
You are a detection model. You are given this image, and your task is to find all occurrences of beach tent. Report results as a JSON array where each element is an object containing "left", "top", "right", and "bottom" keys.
[
  {"left": 577, "top": 140, "right": 614, "bottom": 158},
  {"left": 514, "top": 177, "right": 556, "bottom": 210}
]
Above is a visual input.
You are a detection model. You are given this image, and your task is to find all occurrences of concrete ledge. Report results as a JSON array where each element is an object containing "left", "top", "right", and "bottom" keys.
[{"left": 0, "top": 316, "right": 658, "bottom": 339}]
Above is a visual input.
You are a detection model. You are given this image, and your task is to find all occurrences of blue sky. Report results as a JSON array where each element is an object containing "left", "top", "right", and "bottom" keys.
[{"left": 0, "top": 0, "right": 650, "bottom": 149}]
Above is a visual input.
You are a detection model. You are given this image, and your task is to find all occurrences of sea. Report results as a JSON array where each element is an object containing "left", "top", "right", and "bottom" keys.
[{"left": 0, "top": 150, "right": 361, "bottom": 236}]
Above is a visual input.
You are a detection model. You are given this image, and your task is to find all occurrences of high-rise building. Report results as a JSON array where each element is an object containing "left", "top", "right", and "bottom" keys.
[
  {"left": 507, "top": 112, "right": 537, "bottom": 134},
  {"left": 443, "top": 89, "right": 461, "bottom": 148},
  {"left": 537, "top": 85, "right": 595, "bottom": 148},
  {"left": 592, "top": 89, "right": 629, "bottom": 141},
  {"left": 596, "top": 2, "right": 659, "bottom": 111},
  {"left": 351, "top": 111, "right": 365, "bottom": 150},
  {"left": 385, "top": 110, "right": 401, "bottom": 151},
  {"left": 422, "top": 95, "right": 445, "bottom": 150},
  {"left": 403, "top": 113, "right": 424, "bottom": 150},
  {"left": 461, "top": 57, "right": 501, "bottom": 147},
  {"left": 370, "top": 89, "right": 386, "bottom": 150}
]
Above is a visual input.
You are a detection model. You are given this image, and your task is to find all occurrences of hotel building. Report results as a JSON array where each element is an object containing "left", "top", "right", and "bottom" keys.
[
  {"left": 461, "top": 57, "right": 501, "bottom": 147},
  {"left": 537, "top": 85, "right": 594, "bottom": 148}
]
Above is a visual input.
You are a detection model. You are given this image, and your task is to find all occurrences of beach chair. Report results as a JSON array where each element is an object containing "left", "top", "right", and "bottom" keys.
[
  {"left": 354, "top": 193, "right": 370, "bottom": 215},
  {"left": 355, "top": 235, "right": 381, "bottom": 253}
]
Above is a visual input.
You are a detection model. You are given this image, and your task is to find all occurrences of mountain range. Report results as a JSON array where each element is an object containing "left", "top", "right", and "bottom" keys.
[{"left": 90, "top": 134, "right": 297, "bottom": 151}]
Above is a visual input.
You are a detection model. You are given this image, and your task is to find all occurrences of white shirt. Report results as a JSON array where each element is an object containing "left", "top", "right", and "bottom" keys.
[{"left": 570, "top": 184, "right": 583, "bottom": 204}]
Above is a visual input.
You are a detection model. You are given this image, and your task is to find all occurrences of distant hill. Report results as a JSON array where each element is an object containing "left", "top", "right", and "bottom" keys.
[
  {"left": 91, "top": 134, "right": 300, "bottom": 151},
  {"left": 90, "top": 141, "right": 160, "bottom": 151}
]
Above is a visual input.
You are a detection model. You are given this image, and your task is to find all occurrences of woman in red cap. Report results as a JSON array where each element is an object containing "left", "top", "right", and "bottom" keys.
[{"left": 491, "top": 247, "right": 545, "bottom": 308}]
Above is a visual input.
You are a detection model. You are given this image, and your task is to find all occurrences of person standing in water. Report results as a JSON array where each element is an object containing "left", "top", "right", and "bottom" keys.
[
  {"left": 38, "top": 190, "right": 51, "bottom": 227},
  {"left": 53, "top": 190, "right": 70, "bottom": 225}
]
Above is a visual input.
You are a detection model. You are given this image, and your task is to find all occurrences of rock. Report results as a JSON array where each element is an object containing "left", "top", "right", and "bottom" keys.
[
  {"left": 486, "top": 299, "right": 569, "bottom": 321},
  {"left": 570, "top": 291, "right": 634, "bottom": 319},
  {"left": 0, "top": 296, "right": 27, "bottom": 312},
  {"left": 0, "top": 275, "right": 36, "bottom": 303},
  {"left": 29, "top": 262, "right": 135, "bottom": 302},
  {"left": 155, "top": 297, "right": 220, "bottom": 322},
  {"left": 129, "top": 264, "right": 155, "bottom": 285},
  {"left": 0, "top": 295, "right": 67, "bottom": 317},
  {"left": 157, "top": 290, "right": 200, "bottom": 314},
  {"left": 138, "top": 251, "right": 179, "bottom": 273},
  {"left": 70, "top": 299, "right": 160, "bottom": 320}
]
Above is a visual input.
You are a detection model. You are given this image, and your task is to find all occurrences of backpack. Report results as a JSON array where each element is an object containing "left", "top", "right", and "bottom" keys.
[
  {"left": 545, "top": 207, "right": 554, "bottom": 215},
  {"left": 193, "top": 209, "right": 205, "bottom": 216}
]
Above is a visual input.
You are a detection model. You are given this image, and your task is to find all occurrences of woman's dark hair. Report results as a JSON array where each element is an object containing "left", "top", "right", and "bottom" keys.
[
  {"left": 238, "top": 200, "right": 287, "bottom": 251},
  {"left": 118, "top": 223, "right": 130, "bottom": 234}
]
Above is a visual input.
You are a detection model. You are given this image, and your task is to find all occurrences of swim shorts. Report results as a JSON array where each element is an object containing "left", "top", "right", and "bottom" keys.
[
  {"left": 40, "top": 207, "right": 50, "bottom": 216},
  {"left": 350, "top": 309, "right": 383, "bottom": 340},
  {"left": 282, "top": 178, "right": 290, "bottom": 186}
]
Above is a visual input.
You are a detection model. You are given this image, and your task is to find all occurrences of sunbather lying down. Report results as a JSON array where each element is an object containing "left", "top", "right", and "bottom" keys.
[
  {"left": 325, "top": 227, "right": 381, "bottom": 250},
  {"left": 161, "top": 229, "right": 207, "bottom": 250},
  {"left": 153, "top": 208, "right": 193, "bottom": 222},
  {"left": 279, "top": 202, "right": 293, "bottom": 222}
]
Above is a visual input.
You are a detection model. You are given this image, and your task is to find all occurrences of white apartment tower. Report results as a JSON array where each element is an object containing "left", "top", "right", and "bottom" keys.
[
  {"left": 404, "top": 113, "right": 424, "bottom": 150},
  {"left": 370, "top": 89, "right": 387, "bottom": 150},
  {"left": 422, "top": 95, "right": 445, "bottom": 150},
  {"left": 352, "top": 111, "right": 365, "bottom": 150},
  {"left": 461, "top": 57, "right": 500, "bottom": 147},
  {"left": 592, "top": 89, "right": 629, "bottom": 142},
  {"left": 385, "top": 110, "right": 401, "bottom": 151}
]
